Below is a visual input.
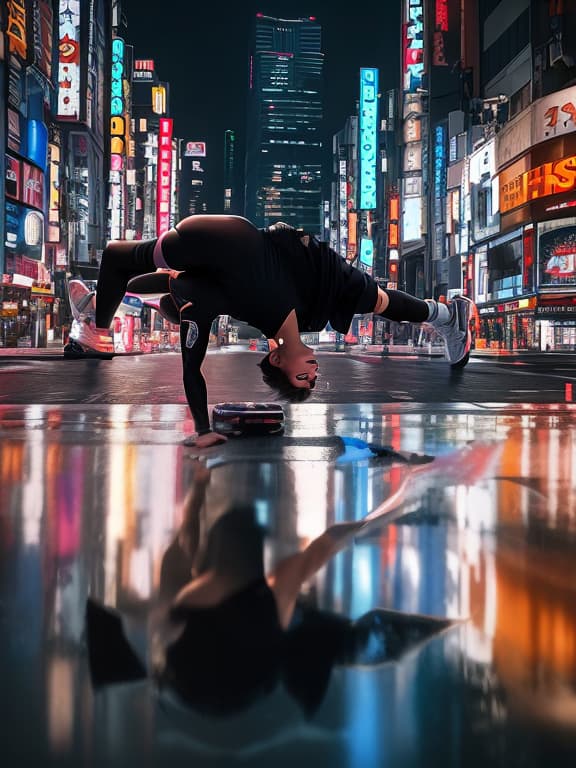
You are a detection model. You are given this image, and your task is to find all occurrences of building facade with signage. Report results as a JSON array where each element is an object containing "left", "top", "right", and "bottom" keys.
[{"left": 470, "top": 85, "right": 576, "bottom": 351}]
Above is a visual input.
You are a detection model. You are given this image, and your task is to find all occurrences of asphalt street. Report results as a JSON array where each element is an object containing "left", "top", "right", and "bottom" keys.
[{"left": 0, "top": 348, "right": 575, "bottom": 406}]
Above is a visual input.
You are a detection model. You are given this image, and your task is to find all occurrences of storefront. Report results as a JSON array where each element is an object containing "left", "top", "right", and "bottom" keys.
[
  {"left": 536, "top": 296, "right": 576, "bottom": 350},
  {"left": 0, "top": 281, "right": 31, "bottom": 347},
  {"left": 476, "top": 298, "right": 538, "bottom": 350}
]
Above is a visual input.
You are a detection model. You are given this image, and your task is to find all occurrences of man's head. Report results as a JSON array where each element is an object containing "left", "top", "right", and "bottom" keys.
[{"left": 258, "top": 348, "right": 319, "bottom": 402}]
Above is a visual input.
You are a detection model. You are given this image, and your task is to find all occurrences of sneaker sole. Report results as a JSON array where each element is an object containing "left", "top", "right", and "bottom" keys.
[
  {"left": 63, "top": 342, "right": 114, "bottom": 360},
  {"left": 449, "top": 297, "right": 473, "bottom": 366}
]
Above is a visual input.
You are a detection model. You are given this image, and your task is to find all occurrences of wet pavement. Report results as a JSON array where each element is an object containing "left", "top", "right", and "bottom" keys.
[{"left": 1, "top": 401, "right": 576, "bottom": 767}]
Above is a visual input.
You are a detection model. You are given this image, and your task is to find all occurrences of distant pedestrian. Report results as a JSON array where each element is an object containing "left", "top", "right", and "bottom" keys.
[{"left": 66, "top": 215, "right": 473, "bottom": 448}]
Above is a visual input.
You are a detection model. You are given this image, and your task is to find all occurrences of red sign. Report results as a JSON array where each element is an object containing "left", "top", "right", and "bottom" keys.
[
  {"left": 5, "top": 155, "right": 21, "bottom": 200},
  {"left": 156, "top": 118, "right": 173, "bottom": 236},
  {"left": 22, "top": 163, "right": 44, "bottom": 210}
]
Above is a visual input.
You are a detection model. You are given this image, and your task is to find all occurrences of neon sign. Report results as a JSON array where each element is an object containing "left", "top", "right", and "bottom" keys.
[
  {"left": 433, "top": 0, "right": 449, "bottom": 66},
  {"left": 359, "top": 68, "right": 378, "bottom": 210},
  {"left": 156, "top": 118, "right": 173, "bottom": 236},
  {"left": 57, "top": 0, "right": 81, "bottom": 119},
  {"left": 403, "top": 0, "right": 424, "bottom": 92},
  {"left": 500, "top": 154, "right": 576, "bottom": 213}
]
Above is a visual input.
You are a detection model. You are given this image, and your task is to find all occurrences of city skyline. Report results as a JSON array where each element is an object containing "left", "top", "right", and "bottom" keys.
[{"left": 121, "top": 0, "right": 401, "bottom": 210}]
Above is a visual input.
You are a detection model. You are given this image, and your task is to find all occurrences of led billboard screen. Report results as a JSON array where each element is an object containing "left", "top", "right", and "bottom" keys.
[
  {"left": 359, "top": 68, "right": 378, "bottom": 210},
  {"left": 156, "top": 118, "right": 173, "bottom": 235},
  {"left": 57, "top": 0, "right": 81, "bottom": 119}
]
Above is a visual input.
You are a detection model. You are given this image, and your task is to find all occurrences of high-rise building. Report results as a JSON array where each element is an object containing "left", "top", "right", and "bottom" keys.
[{"left": 244, "top": 14, "right": 324, "bottom": 234}]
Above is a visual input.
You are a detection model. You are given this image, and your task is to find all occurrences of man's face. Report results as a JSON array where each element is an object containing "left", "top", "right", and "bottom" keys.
[{"left": 273, "top": 351, "right": 319, "bottom": 389}]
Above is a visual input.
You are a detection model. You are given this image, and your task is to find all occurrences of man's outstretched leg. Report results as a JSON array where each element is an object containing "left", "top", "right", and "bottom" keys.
[{"left": 373, "top": 289, "right": 473, "bottom": 367}]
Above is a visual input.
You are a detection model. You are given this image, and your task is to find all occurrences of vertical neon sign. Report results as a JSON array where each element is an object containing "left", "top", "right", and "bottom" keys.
[
  {"left": 57, "top": 0, "right": 81, "bottom": 118},
  {"left": 359, "top": 67, "right": 378, "bottom": 211},
  {"left": 156, "top": 118, "right": 173, "bottom": 236}
]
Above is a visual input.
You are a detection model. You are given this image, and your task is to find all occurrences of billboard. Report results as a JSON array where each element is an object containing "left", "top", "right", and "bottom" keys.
[
  {"left": 57, "top": 0, "right": 81, "bottom": 119},
  {"left": 32, "top": 0, "right": 54, "bottom": 80},
  {"left": 5, "top": 155, "right": 21, "bottom": 201},
  {"left": 5, "top": 201, "right": 44, "bottom": 263},
  {"left": 359, "top": 238, "right": 374, "bottom": 274},
  {"left": 109, "top": 38, "right": 126, "bottom": 240},
  {"left": 184, "top": 141, "right": 207, "bottom": 157},
  {"left": 156, "top": 118, "right": 173, "bottom": 236},
  {"left": 22, "top": 163, "right": 44, "bottom": 210},
  {"left": 4, "top": 155, "right": 44, "bottom": 212},
  {"left": 339, "top": 159, "right": 348, "bottom": 257},
  {"left": 7, "top": 0, "right": 28, "bottom": 60},
  {"left": 359, "top": 68, "right": 378, "bottom": 210},
  {"left": 47, "top": 134, "right": 61, "bottom": 243},
  {"left": 533, "top": 85, "right": 576, "bottom": 144},
  {"left": 403, "top": 0, "right": 424, "bottom": 92},
  {"left": 500, "top": 153, "right": 576, "bottom": 214},
  {"left": 539, "top": 220, "right": 576, "bottom": 287}
]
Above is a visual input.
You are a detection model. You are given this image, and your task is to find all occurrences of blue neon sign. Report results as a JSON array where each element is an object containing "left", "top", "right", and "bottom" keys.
[
  {"left": 359, "top": 68, "right": 379, "bottom": 210},
  {"left": 359, "top": 237, "right": 374, "bottom": 272}
]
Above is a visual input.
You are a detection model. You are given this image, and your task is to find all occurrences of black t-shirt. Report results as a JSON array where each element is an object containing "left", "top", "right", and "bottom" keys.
[{"left": 171, "top": 225, "right": 378, "bottom": 434}]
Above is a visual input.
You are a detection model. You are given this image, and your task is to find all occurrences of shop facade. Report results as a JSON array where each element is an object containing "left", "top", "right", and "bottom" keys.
[{"left": 469, "top": 87, "right": 576, "bottom": 351}]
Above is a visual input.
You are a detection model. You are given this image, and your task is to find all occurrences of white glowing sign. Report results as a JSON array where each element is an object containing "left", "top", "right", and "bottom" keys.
[{"left": 57, "top": 0, "right": 81, "bottom": 118}]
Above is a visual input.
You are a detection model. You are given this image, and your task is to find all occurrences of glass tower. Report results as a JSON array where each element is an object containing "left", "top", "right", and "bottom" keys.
[{"left": 245, "top": 14, "right": 324, "bottom": 234}]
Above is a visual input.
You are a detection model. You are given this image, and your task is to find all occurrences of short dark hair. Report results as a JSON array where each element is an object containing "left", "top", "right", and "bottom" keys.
[{"left": 258, "top": 352, "right": 314, "bottom": 403}]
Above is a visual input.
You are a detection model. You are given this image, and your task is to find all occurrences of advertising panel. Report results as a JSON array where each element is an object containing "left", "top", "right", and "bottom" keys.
[
  {"left": 47, "top": 137, "right": 61, "bottom": 243},
  {"left": 5, "top": 201, "right": 44, "bottom": 262},
  {"left": 5, "top": 155, "right": 21, "bottom": 201},
  {"left": 156, "top": 118, "right": 173, "bottom": 236},
  {"left": 402, "top": 196, "right": 422, "bottom": 241},
  {"left": 402, "top": 0, "right": 424, "bottom": 92},
  {"left": 184, "top": 141, "right": 207, "bottom": 157},
  {"left": 22, "top": 163, "right": 44, "bottom": 210},
  {"left": 347, "top": 212, "right": 357, "bottom": 262},
  {"left": 339, "top": 159, "right": 348, "bottom": 258},
  {"left": 32, "top": 0, "right": 54, "bottom": 80},
  {"left": 469, "top": 139, "right": 499, "bottom": 242},
  {"left": 538, "top": 219, "right": 576, "bottom": 287},
  {"left": 7, "top": 0, "right": 27, "bottom": 60},
  {"left": 434, "top": 124, "right": 446, "bottom": 224},
  {"left": 57, "top": 0, "right": 81, "bottom": 119},
  {"left": 533, "top": 85, "right": 576, "bottom": 144},
  {"left": 403, "top": 143, "right": 422, "bottom": 172},
  {"left": 109, "top": 38, "right": 125, "bottom": 240},
  {"left": 359, "top": 238, "right": 374, "bottom": 274},
  {"left": 500, "top": 153, "right": 576, "bottom": 214},
  {"left": 359, "top": 68, "right": 378, "bottom": 210}
]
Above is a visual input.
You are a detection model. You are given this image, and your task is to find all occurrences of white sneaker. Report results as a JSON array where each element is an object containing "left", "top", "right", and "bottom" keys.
[
  {"left": 428, "top": 296, "right": 473, "bottom": 366},
  {"left": 64, "top": 319, "right": 114, "bottom": 358},
  {"left": 68, "top": 279, "right": 96, "bottom": 323}
]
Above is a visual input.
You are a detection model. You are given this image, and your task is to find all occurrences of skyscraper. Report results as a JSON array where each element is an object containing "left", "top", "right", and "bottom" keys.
[{"left": 244, "top": 14, "right": 324, "bottom": 234}]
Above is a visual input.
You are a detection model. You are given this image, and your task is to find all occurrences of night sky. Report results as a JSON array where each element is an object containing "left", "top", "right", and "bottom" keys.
[{"left": 122, "top": 0, "right": 401, "bottom": 210}]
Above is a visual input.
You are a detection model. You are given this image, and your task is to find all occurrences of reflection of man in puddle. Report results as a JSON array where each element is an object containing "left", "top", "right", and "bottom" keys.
[{"left": 86, "top": 463, "right": 451, "bottom": 719}]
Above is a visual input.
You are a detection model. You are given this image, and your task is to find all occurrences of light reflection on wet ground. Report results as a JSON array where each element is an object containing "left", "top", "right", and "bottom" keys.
[{"left": 1, "top": 403, "right": 576, "bottom": 767}]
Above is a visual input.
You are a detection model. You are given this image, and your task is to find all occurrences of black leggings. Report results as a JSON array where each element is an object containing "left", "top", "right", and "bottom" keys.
[
  {"left": 356, "top": 287, "right": 430, "bottom": 323},
  {"left": 95, "top": 215, "right": 263, "bottom": 328},
  {"left": 378, "top": 289, "right": 429, "bottom": 323}
]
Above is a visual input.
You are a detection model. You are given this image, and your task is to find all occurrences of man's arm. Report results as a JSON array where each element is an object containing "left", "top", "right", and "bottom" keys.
[{"left": 179, "top": 317, "right": 226, "bottom": 447}]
